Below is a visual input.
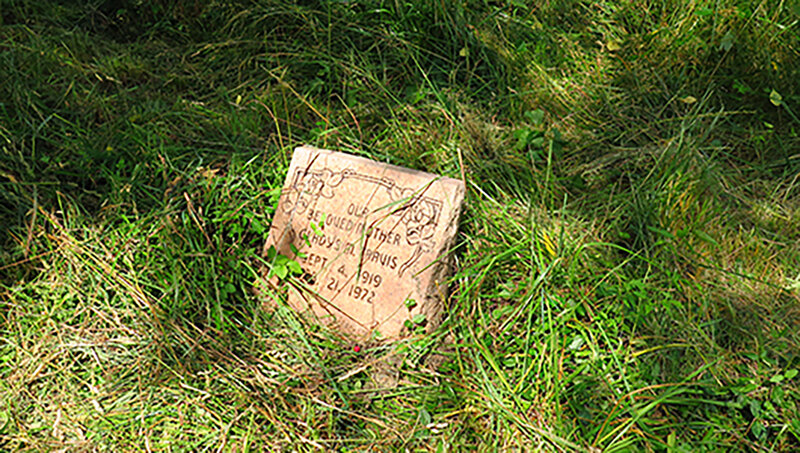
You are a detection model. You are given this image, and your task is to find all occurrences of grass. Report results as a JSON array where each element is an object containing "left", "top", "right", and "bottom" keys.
[{"left": 1, "top": 0, "right": 800, "bottom": 450}]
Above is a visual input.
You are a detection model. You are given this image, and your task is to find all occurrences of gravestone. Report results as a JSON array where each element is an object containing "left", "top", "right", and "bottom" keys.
[{"left": 264, "top": 146, "right": 465, "bottom": 340}]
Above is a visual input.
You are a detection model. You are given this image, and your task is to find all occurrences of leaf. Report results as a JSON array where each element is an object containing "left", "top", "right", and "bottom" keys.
[
  {"left": 251, "top": 218, "right": 264, "bottom": 234},
  {"left": 770, "top": 373, "right": 785, "bottom": 383},
  {"left": 694, "top": 230, "right": 719, "bottom": 246},
  {"left": 720, "top": 31, "right": 734, "bottom": 51},
  {"left": 514, "top": 128, "right": 531, "bottom": 150},
  {"left": 679, "top": 96, "right": 697, "bottom": 104},
  {"left": 0, "top": 409, "right": 8, "bottom": 431},
  {"left": 287, "top": 260, "right": 303, "bottom": 275},
  {"left": 568, "top": 336, "right": 585, "bottom": 351},
  {"left": 733, "top": 80, "right": 751, "bottom": 95},
  {"left": 749, "top": 399, "right": 762, "bottom": 417},
  {"left": 404, "top": 298, "right": 417, "bottom": 309},
  {"left": 752, "top": 421, "right": 766, "bottom": 440},
  {"left": 458, "top": 46, "right": 469, "bottom": 57},
  {"left": 785, "top": 369, "right": 798, "bottom": 379},
  {"left": 791, "top": 419, "right": 800, "bottom": 435},
  {"left": 770, "top": 89, "right": 783, "bottom": 107},
  {"left": 418, "top": 408, "right": 432, "bottom": 425},
  {"left": 223, "top": 282, "right": 236, "bottom": 295},
  {"left": 733, "top": 382, "right": 758, "bottom": 394},
  {"left": 647, "top": 226, "right": 676, "bottom": 239},
  {"left": 514, "top": 128, "right": 530, "bottom": 140},
  {"left": 412, "top": 313, "right": 427, "bottom": 325},
  {"left": 606, "top": 39, "right": 622, "bottom": 52},
  {"left": 273, "top": 265, "right": 288, "bottom": 280},
  {"left": 524, "top": 109, "right": 545, "bottom": 126},
  {"left": 492, "top": 305, "right": 514, "bottom": 319}
]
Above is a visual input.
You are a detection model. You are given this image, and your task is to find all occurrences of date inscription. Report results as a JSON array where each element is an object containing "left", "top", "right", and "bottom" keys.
[{"left": 325, "top": 270, "right": 383, "bottom": 304}]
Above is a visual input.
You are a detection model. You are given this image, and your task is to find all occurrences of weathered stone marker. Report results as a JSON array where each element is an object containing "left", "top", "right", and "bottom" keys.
[{"left": 264, "top": 146, "right": 465, "bottom": 340}]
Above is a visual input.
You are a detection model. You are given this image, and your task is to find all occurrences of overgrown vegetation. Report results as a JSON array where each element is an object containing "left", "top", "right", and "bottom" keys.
[{"left": 2, "top": 0, "right": 799, "bottom": 450}]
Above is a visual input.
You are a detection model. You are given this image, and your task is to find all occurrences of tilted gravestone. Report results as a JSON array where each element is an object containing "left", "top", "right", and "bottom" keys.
[{"left": 264, "top": 146, "right": 465, "bottom": 340}]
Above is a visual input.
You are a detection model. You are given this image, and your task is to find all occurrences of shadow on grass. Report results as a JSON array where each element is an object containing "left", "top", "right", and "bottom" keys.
[{"left": 0, "top": 0, "right": 511, "bottom": 279}]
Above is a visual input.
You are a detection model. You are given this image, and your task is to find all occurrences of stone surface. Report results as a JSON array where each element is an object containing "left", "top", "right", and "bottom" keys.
[{"left": 264, "top": 146, "right": 465, "bottom": 340}]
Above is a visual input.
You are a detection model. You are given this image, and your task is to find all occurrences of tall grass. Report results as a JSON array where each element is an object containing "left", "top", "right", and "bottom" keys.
[{"left": 2, "top": 0, "right": 800, "bottom": 450}]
